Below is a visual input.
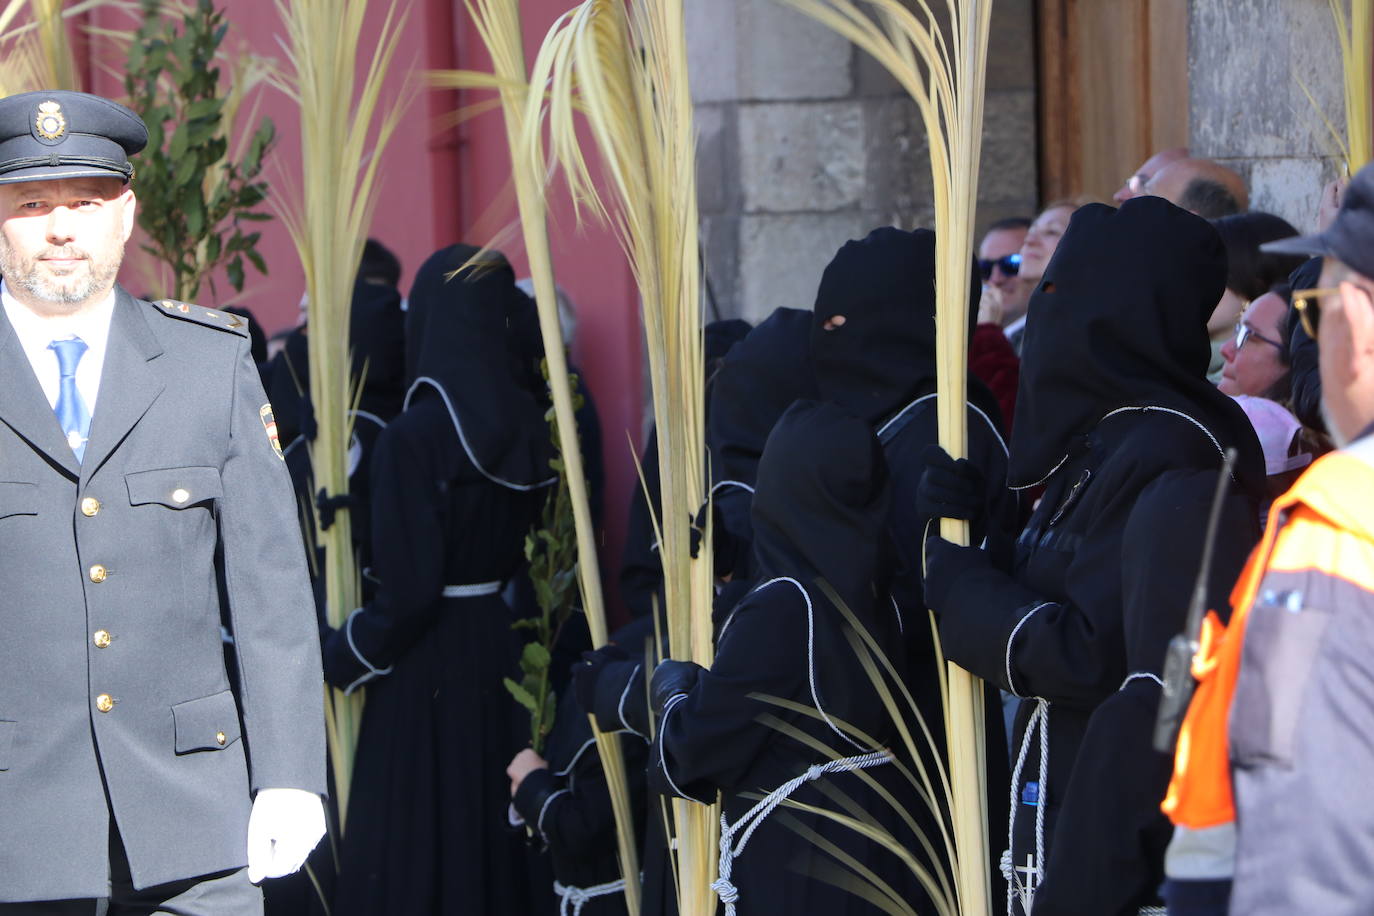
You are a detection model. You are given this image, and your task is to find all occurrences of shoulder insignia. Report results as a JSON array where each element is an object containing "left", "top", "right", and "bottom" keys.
[
  {"left": 152, "top": 298, "right": 250, "bottom": 337},
  {"left": 260, "top": 403, "right": 284, "bottom": 459}
]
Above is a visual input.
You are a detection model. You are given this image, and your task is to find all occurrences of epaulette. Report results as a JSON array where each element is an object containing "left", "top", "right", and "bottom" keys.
[{"left": 149, "top": 298, "right": 249, "bottom": 336}]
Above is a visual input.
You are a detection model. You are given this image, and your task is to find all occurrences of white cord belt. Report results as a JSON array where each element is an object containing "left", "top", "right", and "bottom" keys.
[
  {"left": 553, "top": 877, "right": 626, "bottom": 916},
  {"left": 1002, "top": 697, "right": 1050, "bottom": 916},
  {"left": 712, "top": 748, "right": 894, "bottom": 916},
  {"left": 441, "top": 580, "right": 502, "bottom": 598}
]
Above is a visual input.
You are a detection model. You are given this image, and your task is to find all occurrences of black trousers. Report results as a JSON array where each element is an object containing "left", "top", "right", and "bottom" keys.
[{"left": 0, "top": 822, "right": 262, "bottom": 916}]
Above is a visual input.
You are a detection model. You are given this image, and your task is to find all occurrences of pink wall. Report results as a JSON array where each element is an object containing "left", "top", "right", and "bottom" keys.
[{"left": 81, "top": 0, "right": 642, "bottom": 622}]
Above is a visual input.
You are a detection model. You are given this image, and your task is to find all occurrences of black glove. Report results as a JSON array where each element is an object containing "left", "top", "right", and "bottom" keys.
[
  {"left": 571, "top": 643, "right": 630, "bottom": 716},
  {"left": 320, "top": 625, "right": 363, "bottom": 691},
  {"left": 650, "top": 659, "right": 705, "bottom": 714},
  {"left": 916, "top": 444, "right": 986, "bottom": 527},
  {"left": 922, "top": 536, "right": 991, "bottom": 613}
]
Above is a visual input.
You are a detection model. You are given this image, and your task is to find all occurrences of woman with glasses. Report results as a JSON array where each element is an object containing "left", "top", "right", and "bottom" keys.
[{"left": 1218, "top": 285, "right": 1294, "bottom": 401}]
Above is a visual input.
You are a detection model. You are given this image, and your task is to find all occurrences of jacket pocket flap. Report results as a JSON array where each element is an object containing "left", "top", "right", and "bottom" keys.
[
  {"left": 0, "top": 720, "right": 15, "bottom": 770},
  {"left": 126, "top": 467, "right": 222, "bottom": 509},
  {"left": 0, "top": 481, "right": 38, "bottom": 520},
  {"left": 172, "top": 690, "right": 241, "bottom": 753}
]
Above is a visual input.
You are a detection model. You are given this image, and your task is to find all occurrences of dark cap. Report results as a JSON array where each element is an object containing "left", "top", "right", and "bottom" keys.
[
  {"left": 0, "top": 90, "right": 147, "bottom": 186},
  {"left": 1261, "top": 162, "right": 1374, "bottom": 278}
]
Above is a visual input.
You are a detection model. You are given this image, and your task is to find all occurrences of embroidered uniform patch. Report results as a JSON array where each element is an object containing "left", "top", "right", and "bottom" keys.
[{"left": 260, "top": 404, "right": 283, "bottom": 459}]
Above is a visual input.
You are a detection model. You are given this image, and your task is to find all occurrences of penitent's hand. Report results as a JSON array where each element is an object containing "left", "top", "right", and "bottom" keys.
[{"left": 507, "top": 747, "right": 549, "bottom": 796}]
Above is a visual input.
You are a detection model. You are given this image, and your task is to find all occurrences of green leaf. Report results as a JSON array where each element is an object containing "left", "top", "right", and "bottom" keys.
[
  {"left": 226, "top": 256, "right": 244, "bottom": 291},
  {"left": 186, "top": 98, "right": 222, "bottom": 120},
  {"left": 504, "top": 678, "right": 539, "bottom": 713},
  {"left": 522, "top": 641, "right": 552, "bottom": 671},
  {"left": 245, "top": 247, "right": 267, "bottom": 275}
]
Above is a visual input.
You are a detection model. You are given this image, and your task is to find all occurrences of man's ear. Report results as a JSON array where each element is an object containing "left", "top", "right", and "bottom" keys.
[
  {"left": 120, "top": 186, "right": 136, "bottom": 242},
  {"left": 1335, "top": 281, "right": 1374, "bottom": 384}
]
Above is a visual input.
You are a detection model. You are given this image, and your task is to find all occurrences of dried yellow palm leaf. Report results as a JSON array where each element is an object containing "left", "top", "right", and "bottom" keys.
[
  {"left": 432, "top": 1, "right": 643, "bottom": 908},
  {"left": 272, "top": 0, "right": 410, "bottom": 833},
  {"left": 519, "top": 1, "right": 717, "bottom": 911},
  {"left": 1330, "top": 0, "right": 1372, "bottom": 172},
  {"left": 773, "top": 2, "right": 993, "bottom": 912}
]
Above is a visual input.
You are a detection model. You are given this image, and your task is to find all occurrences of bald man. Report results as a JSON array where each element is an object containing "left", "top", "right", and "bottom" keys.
[
  {"left": 1113, "top": 147, "right": 1188, "bottom": 204},
  {"left": 1145, "top": 158, "right": 1249, "bottom": 218}
]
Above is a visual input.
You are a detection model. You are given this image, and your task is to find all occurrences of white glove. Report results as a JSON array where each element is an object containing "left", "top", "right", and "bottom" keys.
[{"left": 246, "top": 787, "right": 326, "bottom": 883}]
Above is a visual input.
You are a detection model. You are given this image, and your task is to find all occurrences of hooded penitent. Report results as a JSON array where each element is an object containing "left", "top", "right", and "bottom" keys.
[
  {"left": 1010, "top": 197, "right": 1266, "bottom": 492},
  {"left": 810, "top": 227, "right": 995, "bottom": 427},
  {"left": 708, "top": 307, "right": 819, "bottom": 488},
  {"left": 404, "top": 244, "right": 554, "bottom": 491},
  {"left": 749, "top": 399, "right": 895, "bottom": 728}
]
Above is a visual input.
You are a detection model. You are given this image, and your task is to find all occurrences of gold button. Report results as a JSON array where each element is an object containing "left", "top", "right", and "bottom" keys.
[
  {"left": 80, "top": 497, "right": 101, "bottom": 517},
  {"left": 93, "top": 629, "right": 111, "bottom": 649},
  {"left": 171, "top": 488, "right": 189, "bottom": 504},
  {"left": 215, "top": 731, "right": 227, "bottom": 746},
  {"left": 88, "top": 564, "right": 107, "bottom": 583},
  {"left": 95, "top": 694, "right": 114, "bottom": 713}
]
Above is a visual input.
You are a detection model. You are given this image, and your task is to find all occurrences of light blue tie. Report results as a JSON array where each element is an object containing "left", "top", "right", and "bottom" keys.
[{"left": 49, "top": 337, "right": 91, "bottom": 462}]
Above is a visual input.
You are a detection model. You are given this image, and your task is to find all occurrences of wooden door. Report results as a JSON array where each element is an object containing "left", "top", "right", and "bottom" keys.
[{"left": 1037, "top": 0, "right": 1189, "bottom": 201}]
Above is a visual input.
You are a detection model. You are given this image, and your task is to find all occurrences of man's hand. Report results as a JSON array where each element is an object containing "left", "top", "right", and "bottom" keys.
[
  {"left": 1318, "top": 177, "right": 1349, "bottom": 232},
  {"left": 507, "top": 748, "right": 549, "bottom": 797},
  {"left": 246, "top": 788, "right": 326, "bottom": 884}
]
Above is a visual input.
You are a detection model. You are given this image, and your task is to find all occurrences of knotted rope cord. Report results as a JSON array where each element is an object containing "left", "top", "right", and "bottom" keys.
[
  {"left": 553, "top": 877, "right": 628, "bottom": 916},
  {"left": 711, "top": 749, "right": 893, "bottom": 915},
  {"left": 1001, "top": 697, "right": 1049, "bottom": 916}
]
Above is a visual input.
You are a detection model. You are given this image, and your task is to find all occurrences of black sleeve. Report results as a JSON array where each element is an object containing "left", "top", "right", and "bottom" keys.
[
  {"left": 524, "top": 734, "right": 648, "bottom": 853},
  {"left": 936, "top": 472, "right": 1139, "bottom": 705},
  {"left": 651, "top": 586, "right": 806, "bottom": 802},
  {"left": 322, "top": 420, "right": 450, "bottom": 689},
  {"left": 590, "top": 659, "right": 650, "bottom": 739}
]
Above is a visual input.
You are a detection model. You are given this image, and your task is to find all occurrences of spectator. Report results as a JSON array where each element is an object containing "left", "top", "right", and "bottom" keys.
[
  {"left": 977, "top": 216, "right": 1032, "bottom": 341},
  {"left": 1114, "top": 146, "right": 1189, "bottom": 203},
  {"left": 1146, "top": 158, "right": 1249, "bottom": 218}
]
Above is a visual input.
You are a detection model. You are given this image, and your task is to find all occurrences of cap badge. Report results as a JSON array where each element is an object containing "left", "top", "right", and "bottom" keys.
[{"left": 34, "top": 100, "right": 66, "bottom": 141}]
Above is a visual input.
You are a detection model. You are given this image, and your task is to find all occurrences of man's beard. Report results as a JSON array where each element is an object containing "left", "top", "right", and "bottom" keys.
[{"left": 0, "top": 238, "right": 122, "bottom": 309}]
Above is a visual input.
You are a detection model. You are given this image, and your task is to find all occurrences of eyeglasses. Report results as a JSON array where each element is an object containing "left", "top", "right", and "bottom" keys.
[
  {"left": 1234, "top": 320, "right": 1282, "bottom": 351},
  {"left": 1292, "top": 287, "right": 1343, "bottom": 339},
  {"left": 978, "top": 252, "right": 1021, "bottom": 280}
]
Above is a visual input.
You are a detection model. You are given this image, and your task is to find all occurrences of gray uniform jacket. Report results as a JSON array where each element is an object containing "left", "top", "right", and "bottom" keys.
[{"left": 0, "top": 288, "right": 326, "bottom": 902}]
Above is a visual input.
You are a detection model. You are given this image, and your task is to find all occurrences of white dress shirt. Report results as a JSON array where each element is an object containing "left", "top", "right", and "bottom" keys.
[{"left": 2, "top": 280, "right": 116, "bottom": 415}]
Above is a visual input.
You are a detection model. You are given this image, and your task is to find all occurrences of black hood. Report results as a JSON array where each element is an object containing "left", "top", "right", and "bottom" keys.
[
  {"left": 708, "top": 307, "right": 819, "bottom": 489},
  {"left": 810, "top": 227, "right": 980, "bottom": 425},
  {"left": 350, "top": 277, "right": 407, "bottom": 421},
  {"left": 404, "top": 244, "right": 555, "bottom": 491},
  {"left": 749, "top": 400, "right": 893, "bottom": 740},
  {"left": 751, "top": 400, "right": 891, "bottom": 618},
  {"left": 1010, "top": 197, "right": 1265, "bottom": 492}
]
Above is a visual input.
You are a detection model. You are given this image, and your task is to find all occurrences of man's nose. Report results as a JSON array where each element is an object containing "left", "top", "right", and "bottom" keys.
[{"left": 46, "top": 206, "right": 76, "bottom": 243}]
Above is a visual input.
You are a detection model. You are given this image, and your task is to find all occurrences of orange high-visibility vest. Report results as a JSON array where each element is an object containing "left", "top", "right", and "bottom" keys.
[{"left": 1163, "top": 449, "right": 1374, "bottom": 828}]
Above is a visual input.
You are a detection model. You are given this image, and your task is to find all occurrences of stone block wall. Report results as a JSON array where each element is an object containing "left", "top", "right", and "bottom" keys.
[
  {"left": 1190, "top": 0, "right": 1347, "bottom": 231},
  {"left": 691, "top": 0, "right": 1040, "bottom": 325}
]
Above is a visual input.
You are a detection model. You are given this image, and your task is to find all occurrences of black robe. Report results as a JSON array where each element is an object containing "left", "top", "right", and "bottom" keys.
[
  {"left": 927, "top": 199, "right": 1265, "bottom": 915},
  {"left": 1030, "top": 470, "right": 1257, "bottom": 915},
  {"left": 322, "top": 246, "right": 555, "bottom": 915},
  {"left": 513, "top": 690, "right": 648, "bottom": 916},
  {"left": 653, "top": 401, "right": 926, "bottom": 915},
  {"left": 810, "top": 227, "right": 1016, "bottom": 898}
]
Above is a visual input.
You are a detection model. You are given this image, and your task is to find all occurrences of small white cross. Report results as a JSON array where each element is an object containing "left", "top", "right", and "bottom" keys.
[{"left": 1014, "top": 854, "right": 1039, "bottom": 912}]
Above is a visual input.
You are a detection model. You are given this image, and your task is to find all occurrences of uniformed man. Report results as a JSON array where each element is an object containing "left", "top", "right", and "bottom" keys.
[{"left": 0, "top": 90, "right": 326, "bottom": 913}]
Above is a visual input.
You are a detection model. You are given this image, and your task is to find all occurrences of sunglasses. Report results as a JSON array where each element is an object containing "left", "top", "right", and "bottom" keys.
[
  {"left": 978, "top": 252, "right": 1021, "bottom": 280},
  {"left": 1293, "top": 287, "right": 1343, "bottom": 339},
  {"left": 1234, "top": 320, "right": 1282, "bottom": 351}
]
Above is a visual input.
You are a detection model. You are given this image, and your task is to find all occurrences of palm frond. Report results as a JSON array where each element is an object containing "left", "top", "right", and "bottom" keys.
[
  {"left": 775, "top": 2, "right": 993, "bottom": 910},
  {"left": 272, "top": 0, "right": 410, "bottom": 833}
]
